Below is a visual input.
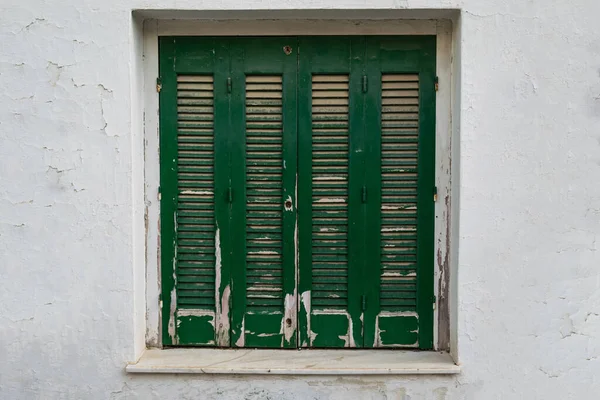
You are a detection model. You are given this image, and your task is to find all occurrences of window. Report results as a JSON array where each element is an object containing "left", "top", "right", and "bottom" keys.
[{"left": 159, "top": 36, "right": 436, "bottom": 349}]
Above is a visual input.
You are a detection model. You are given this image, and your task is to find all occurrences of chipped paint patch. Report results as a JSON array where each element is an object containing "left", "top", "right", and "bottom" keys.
[
  {"left": 319, "top": 227, "right": 339, "bottom": 232},
  {"left": 282, "top": 289, "right": 297, "bottom": 344},
  {"left": 313, "top": 176, "right": 345, "bottom": 180},
  {"left": 216, "top": 285, "right": 231, "bottom": 346},
  {"left": 382, "top": 271, "right": 417, "bottom": 277},
  {"left": 180, "top": 190, "right": 213, "bottom": 195},
  {"left": 379, "top": 311, "right": 419, "bottom": 318},
  {"left": 316, "top": 197, "right": 346, "bottom": 203},
  {"left": 300, "top": 290, "right": 314, "bottom": 345},
  {"left": 382, "top": 227, "right": 416, "bottom": 232},
  {"left": 168, "top": 211, "right": 178, "bottom": 344},
  {"left": 235, "top": 316, "right": 245, "bottom": 347},
  {"left": 168, "top": 287, "right": 176, "bottom": 343},
  {"left": 346, "top": 312, "right": 356, "bottom": 348},
  {"left": 177, "top": 309, "right": 215, "bottom": 320},
  {"left": 214, "top": 226, "right": 230, "bottom": 346}
]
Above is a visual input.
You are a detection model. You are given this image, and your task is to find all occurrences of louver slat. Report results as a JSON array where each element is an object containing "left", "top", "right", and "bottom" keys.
[
  {"left": 174, "top": 75, "right": 217, "bottom": 345},
  {"left": 379, "top": 74, "right": 420, "bottom": 313},
  {"left": 311, "top": 75, "right": 350, "bottom": 310}
]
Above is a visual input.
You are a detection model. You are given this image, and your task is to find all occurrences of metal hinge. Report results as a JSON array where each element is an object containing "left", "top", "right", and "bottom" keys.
[
  {"left": 158, "top": 186, "right": 161, "bottom": 201},
  {"left": 434, "top": 76, "right": 439, "bottom": 92},
  {"left": 432, "top": 295, "right": 437, "bottom": 310},
  {"left": 433, "top": 186, "right": 438, "bottom": 202},
  {"left": 362, "top": 75, "right": 368, "bottom": 93},
  {"left": 156, "top": 77, "right": 162, "bottom": 93}
]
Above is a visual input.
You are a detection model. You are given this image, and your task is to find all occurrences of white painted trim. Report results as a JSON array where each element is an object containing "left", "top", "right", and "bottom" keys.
[
  {"left": 126, "top": 349, "right": 460, "bottom": 375},
  {"left": 157, "top": 19, "right": 437, "bottom": 36},
  {"left": 143, "top": 19, "right": 161, "bottom": 347},
  {"left": 141, "top": 17, "right": 456, "bottom": 351},
  {"left": 434, "top": 18, "right": 453, "bottom": 353}
]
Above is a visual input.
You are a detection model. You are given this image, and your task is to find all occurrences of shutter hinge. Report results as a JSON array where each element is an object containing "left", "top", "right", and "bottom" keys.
[
  {"left": 432, "top": 295, "right": 437, "bottom": 310},
  {"left": 227, "top": 186, "right": 233, "bottom": 203},
  {"left": 158, "top": 186, "right": 161, "bottom": 201},
  {"left": 434, "top": 76, "right": 439, "bottom": 92},
  {"left": 433, "top": 186, "right": 438, "bottom": 202},
  {"left": 362, "top": 75, "right": 368, "bottom": 93},
  {"left": 156, "top": 77, "right": 162, "bottom": 93},
  {"left": 361, "top": 186, "right": 367, "bottom": 203},
  {"left": 227, "top": 77, "right": 232, "bottom": 94},
  {"left": 361, "top": 295, "right": 366, "bottom": 311}
]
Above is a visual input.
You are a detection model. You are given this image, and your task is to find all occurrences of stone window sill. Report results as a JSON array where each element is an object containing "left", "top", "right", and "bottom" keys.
[{"left": 126, "top": 348, "right": 460, "bottom": 375}]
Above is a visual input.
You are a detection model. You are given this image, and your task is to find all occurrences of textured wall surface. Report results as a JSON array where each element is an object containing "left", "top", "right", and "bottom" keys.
[{"left": 1, "top": 0, "right": 600, "bottom": 399}]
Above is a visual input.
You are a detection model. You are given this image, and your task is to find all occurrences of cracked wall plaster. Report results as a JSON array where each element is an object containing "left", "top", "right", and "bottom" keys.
[{"left": 1, "top": 0, "right": 600, "bottom": 399}]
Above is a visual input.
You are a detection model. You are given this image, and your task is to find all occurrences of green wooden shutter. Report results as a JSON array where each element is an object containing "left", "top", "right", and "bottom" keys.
[
  {"left": 298, "top": 38, "right": 365, "bottom": 348},
  {"left": 375, "top": 73, "right": 421, "bottom": 346},
  {"left": 229, "top": 39, "right": 298, "bottom": 348},
  {"left": 160, "top": 36, "right": 435, "bottom": 349},
  {"left": 160, "top": 38, "right": 229, "bottom": 346},
  {"left": 362, "top": 37, "right": 436, "bottom": 349}
]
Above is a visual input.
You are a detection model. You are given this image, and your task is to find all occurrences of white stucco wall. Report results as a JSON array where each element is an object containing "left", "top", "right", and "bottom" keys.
[{"left": 1, "top": 1, "right": 599, "bottom": 399}]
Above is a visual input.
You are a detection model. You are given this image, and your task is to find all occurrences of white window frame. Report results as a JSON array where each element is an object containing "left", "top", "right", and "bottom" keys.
[{"left": 129, "top": 13, "right": 460, "bottom": 373}]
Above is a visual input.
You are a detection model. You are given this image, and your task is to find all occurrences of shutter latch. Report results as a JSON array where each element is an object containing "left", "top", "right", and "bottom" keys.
[
  {"left": 227, "top": 186, "right": 233, "bottom": 203},
  {"left": 361, "top": 295, "right": 366, "bottom": 311},
  {"left": 361, "top": 186, "right": 367, "bottom": 203},
  {"left": 362, "top": 75, "right": 368, "bottom": 93},
  {"left": 227, "top": 77, "right": 232, "bottom": 94}
]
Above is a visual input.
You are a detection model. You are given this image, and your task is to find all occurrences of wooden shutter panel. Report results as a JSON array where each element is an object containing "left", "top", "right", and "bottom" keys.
[
  {"left": 229, "top": 38, "right": 298, "bottom": 348},
  {"left": 298, "top": 37, "right": 365, "bottom": 348},
  {"left": 362, "top": 37, "right": 436, "bottom": 349},
  {"left": 160, "top": 38, "right": 232, "bottom": 346}
]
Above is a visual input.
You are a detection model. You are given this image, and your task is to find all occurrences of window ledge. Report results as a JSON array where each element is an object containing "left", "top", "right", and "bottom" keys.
[{"left": 126, "top": 348, "right": 460, "bottom": 375}]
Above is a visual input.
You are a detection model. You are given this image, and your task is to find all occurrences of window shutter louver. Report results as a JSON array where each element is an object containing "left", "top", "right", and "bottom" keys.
[
  {"left": 242, "top": 75, "right": 289, "bottom": 347},
  {"left": 375, "top": 74, "right": 421, "bottom": 347},
  {"left": 309, "top": 75, "right": 353, "bottom": 346},
  {"left": 173, "top": 75, "right": 221, "bottom": 345}
]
